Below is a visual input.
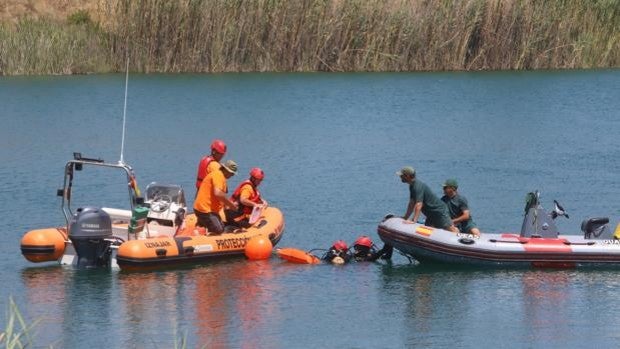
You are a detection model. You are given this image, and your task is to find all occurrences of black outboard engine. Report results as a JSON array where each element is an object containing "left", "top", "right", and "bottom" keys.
[
  {"left": 69, "top": 207, "right": 113, "bottom": 268},
  {"left": 581, "top": 217, "right": 610, "bottom": 239}
]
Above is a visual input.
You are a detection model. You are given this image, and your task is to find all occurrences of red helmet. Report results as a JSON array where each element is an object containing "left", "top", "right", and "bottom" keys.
[
  {"left": 250, "top": 167, "right": 264, "bottom": 180},
  {"left": 332, "top": 240, "right": 348, "bottom": 251},
  {"left": 354, "top": 236, "right": 373, "bottom": 248},
  {"left": 211, "top": 139, "right": 227, "bottom": 154}
]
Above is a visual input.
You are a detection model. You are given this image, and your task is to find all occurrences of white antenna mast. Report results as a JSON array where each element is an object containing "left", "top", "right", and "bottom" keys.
[{"left": 119, "top": 55, "right": 130, "bottom": 164}]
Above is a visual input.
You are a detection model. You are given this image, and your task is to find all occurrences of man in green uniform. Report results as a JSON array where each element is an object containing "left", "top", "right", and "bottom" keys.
[
  {"left": 397, "top": 166, "right": 458, "bottom": 233},
  {"left": 441, "top": 179, "right": 481, "bottom": 236}
]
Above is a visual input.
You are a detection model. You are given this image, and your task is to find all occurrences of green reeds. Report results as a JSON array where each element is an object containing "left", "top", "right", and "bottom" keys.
[
  {"left": 1, "top": 297, "right": 39, "bottom": 349},
  {"left": 0, "top": 296, "right": 197, "bottom": 348},
  {"left": 0, "top": 0, "right": 619, "bottom": 75},
  {"left": 0, "top": 17, "right": 110, "bottom": 75}
]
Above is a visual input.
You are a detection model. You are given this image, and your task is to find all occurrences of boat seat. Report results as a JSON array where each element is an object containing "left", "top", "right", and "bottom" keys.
[
  {"left": 581, "top": 217, "right": 610, "bottom": 239},
  {"left": 128, "top": 206, "right": 150, "bottom": 238}
]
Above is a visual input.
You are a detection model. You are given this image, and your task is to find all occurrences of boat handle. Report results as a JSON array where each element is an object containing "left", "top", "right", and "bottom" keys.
[
  {"left": 489, "top": 239, "right": 526, "bottom": 244},
  {"left": 563, "top": 241, "right": 596, "bottom": 246}
]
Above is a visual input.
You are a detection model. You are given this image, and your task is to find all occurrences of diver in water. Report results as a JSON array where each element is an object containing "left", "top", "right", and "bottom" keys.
[
  {"left": 322, "top": 240, "right": 352, "bottom": 264},
  {"left": 319, "top": 237, "right": 392, "bottom": 264},
  {"left": 352, "top": 236, "right": 379, "bottom": 261},
  {"left": 352, "top": 235, "right": 393, "bottom": 261}
]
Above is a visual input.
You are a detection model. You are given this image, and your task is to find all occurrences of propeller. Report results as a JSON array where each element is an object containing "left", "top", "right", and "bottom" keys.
[{"left": 551, "top": 199, "right": 569, "bottom": 219}]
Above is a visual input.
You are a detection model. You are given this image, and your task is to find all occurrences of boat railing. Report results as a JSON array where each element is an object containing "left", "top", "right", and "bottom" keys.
[{"left": 58, "top": 152, "right": 141, "bottom": 228}]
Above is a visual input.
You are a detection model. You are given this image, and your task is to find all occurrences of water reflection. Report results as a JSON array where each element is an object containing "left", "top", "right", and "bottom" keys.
[
  {"left": 402, "top": 269, "right": 478, "bottom": 347},
  {"left": 378, "top": 265, "right": 620, "bottom": 348},
  {"left": 521, "top": 270, "right": 571, "bottom": 343},
  {"left": 20, "top": 259, "right": 282, "bottom": 348},
  {"left": 117, "top": 271, "right": 185, "bottom": 347},
  {"left": 114, "top": 258, "right": 281, "bottom": 348},
  {"left": 21, "top": 267, "right": 67, "bottom": 347},
  {"left": 61, "top": 269, "right": 115, "bottom": 348},
  {"left": 21, "top": 267, "right": 117, "bottom": 348},
  {"left": 191, "top": 259, "right": 280, "bottom": 349}
]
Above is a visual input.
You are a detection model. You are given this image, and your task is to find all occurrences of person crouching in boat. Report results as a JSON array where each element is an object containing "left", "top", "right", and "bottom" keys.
[
  {"left": 225, "top": 167, "right": 268, "bottom": 228},
  {"left": 440, "top": 179, "right": 481, "bottom": 236},
  {"left": 397, "top": 166, "right": 458, "bottom": 233},
  {"left": 195, "top": 139, "right": 227, "bottom": 197},
  {"left": 194, "top": 160, "right": 238, "bottom": 235},
  {"left": 323, "top": 240, "right": 351, "bottom": 264}
]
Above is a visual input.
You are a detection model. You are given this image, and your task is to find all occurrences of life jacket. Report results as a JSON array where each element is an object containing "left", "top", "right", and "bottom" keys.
[
  {"left": 195, "top": 155, "right": 214, "bottom": 189},
  {"left": 231, "top": 180, "right": 262, "bottom": 216}
]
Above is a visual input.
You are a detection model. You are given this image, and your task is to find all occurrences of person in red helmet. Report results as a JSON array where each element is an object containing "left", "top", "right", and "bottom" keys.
[
  {"left": 352, "top": 235, "right": 381, "bottom": 262},
  {"left": 225, "top": 167, "right": 268, "bottom": 228},
  {"left": 322, "top": 240, "right": 351, "bottom": 264},
  {"left": 195, "top": 139, "right": 227, "bottom": 196}
]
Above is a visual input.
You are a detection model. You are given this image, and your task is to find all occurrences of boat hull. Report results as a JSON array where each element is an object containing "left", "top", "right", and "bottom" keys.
[
  {"left": 21, "top": 207, "right": 284, "bottom": 270},
  {"left": 378, "top": 217, "right": 620, "bottom": 268},
  {"left": 116, "top": 207, "right": 284, "bottom": 270}
]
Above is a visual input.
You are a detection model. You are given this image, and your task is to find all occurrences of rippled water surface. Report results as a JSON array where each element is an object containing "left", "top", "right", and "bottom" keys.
[{"left": 1, "top": 70, "right": 620, "bottom": 348}]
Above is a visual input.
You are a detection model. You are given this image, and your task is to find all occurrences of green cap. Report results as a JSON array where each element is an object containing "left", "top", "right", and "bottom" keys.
[
  {"left": 396, "top": 166, "right": 415, "bottom": 177},
  {"left": 221, "top": 160, "right": 238, "bottom": 175},
  {"left": 442, "top": 178, "right": 458, "bottom": 189}
]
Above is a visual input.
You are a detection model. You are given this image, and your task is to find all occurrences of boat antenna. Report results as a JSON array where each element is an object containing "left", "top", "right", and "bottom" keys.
[{"left": 119, "top": 54, "right": 130, "bottom": 164}]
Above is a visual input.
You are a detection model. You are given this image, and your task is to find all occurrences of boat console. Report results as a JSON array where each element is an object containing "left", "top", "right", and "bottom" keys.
[
  {"left": 520, "top": 191, "right": 563, "bottom": 238},
  {"left": 141, "top": 182, "right": 187, "bottom": 237}
]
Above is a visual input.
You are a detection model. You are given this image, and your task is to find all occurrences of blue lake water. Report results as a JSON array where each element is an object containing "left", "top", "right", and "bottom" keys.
[{"left": 1, "top": 70, "right": 620, "bottom": 348}]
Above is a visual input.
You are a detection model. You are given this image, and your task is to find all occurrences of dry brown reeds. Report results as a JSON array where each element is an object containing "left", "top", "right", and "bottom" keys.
[{"left": 1, "top": 0, "right": 618, "bottom": 75}]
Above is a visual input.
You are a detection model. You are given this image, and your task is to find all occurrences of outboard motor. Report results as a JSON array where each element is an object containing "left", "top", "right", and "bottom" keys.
[
  {"left": 69, "top": 207, "right": 113, "bottom": 268},
  {"left": 581, "top": 217, "right": 610, "bottom": 239}
]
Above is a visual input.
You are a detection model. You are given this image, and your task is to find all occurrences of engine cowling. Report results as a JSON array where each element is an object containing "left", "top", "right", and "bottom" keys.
[{"left": 69, "top": 207, "right": 113, "bottom": 268}]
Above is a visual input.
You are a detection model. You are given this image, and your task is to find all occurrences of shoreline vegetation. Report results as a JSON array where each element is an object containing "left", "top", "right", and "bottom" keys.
[
  {"left": 0, "top": 0, "right": 619, "bottom": 75},
  {"left": 1, "top": 296, "right": 193, "bottom": 348},
  {"left": 1, "top": 297, "right": 39, "bottom": 349}
]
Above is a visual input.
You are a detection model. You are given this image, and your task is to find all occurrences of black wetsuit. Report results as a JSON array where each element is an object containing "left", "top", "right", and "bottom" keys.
[
  {"left": 322, "top": 249, "right": 352, "bottom": 264},
  {"left": 353, "top": 244, "right": 393, "bottom": 261}
]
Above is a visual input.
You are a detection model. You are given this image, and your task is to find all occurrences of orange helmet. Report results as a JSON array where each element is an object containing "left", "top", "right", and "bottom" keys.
[
  {"left": 211, "top": 139, "right": 227, "bottom": 154},
  {"left": 332, "top": 240, "right": 348, "bottom": 252},
  {"left": 354, "top": 236, "right": 373, "bottom": 248},
  {"left": 250, "top": 167, "right": 264, "bottom": 180}
]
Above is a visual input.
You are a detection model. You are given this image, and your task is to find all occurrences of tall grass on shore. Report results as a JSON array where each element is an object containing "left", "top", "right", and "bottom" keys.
[
  {"left": 0, "top": 296, "right": 193, "bottom": 348},
  {"left": 1, "top": 0, "right": 619, "bottom": 75},
  {"left": 0, "top": 17, "right": 111, "bottom": 75},
  {"left": 1, "top": 297, "right": 39, "bottom": 349}
]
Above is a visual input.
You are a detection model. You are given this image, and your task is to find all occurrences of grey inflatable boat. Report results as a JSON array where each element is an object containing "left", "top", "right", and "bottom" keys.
[{"left": 378, "top": 191, "right": 620, "bottom": 268}]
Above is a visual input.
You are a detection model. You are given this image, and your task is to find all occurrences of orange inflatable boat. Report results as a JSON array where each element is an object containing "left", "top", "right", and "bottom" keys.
[
  {"left": 116, "top": 209, "right": 284, "bottom": 270},
  {"left": 20, "top": 154, "right": 285, "bottom": 270}
]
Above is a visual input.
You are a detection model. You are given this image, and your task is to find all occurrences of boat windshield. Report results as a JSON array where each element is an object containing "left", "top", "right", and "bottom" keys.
[{"left": 145, "top": 183, "right": 186, "bottom": 206}]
